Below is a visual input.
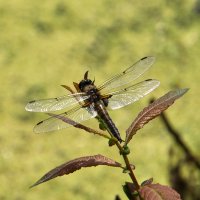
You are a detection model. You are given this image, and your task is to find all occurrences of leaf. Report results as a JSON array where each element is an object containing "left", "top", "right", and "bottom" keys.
[
  {"left": 139, "top": 183, "right": 182, "bottom": 200},
  {"left": 48, "top": 113, "right": 110, "bottom": 139},
  {"left": 141, "top": 178, "right": 153, "bottom": 186},
  {"left": 125, "top": 88, "right": 189, "bottom": 144},
  {"left": 123, "top": 182, "right": 138, "bottom": 200},
  {"left": 30, "top": 154, "right": 121, "bottom": 188}
]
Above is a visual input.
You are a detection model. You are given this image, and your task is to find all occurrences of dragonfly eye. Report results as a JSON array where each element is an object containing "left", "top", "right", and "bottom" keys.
[{"left": 78, "top": 79, "right": 93, "bottom": 91}]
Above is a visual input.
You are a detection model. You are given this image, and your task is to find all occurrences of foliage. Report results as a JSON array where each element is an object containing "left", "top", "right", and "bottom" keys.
[
  {"left": 28, "top": 88, "right": 188, "bottom": 199},
  {"left": 125, "top": 89, "right": 189, "bottom": 144}
]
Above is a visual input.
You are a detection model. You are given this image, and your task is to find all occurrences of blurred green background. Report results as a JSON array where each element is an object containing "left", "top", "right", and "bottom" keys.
[{"left": 0, "top": 0, "right": 200, "bottom": 199}]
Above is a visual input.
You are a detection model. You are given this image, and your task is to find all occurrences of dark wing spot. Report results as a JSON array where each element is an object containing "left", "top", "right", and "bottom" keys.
[
  {"left": 55, "top": 97, "right": 59, "bottom": 101},
  {"left": 141, "top": 56, "right": 148, "bottom": 60},
  {"left": 36, "top": 121, "right": 43, "bottom": 125},
  {"left": 29, "top": 100, "right": 36, "bottom": 103},
  {"left": 145, "top": 79, "right": 153, "bottom": 81}
]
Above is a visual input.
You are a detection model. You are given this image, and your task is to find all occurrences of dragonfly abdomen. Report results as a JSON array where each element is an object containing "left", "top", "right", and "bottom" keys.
[{"left": 94, "top": 101, "right": 122, "bottom": 143}]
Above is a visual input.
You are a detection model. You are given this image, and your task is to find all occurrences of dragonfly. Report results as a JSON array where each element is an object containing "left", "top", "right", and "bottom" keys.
[{"left": 25, "top": 56, "right": 160, "bottom": 143}]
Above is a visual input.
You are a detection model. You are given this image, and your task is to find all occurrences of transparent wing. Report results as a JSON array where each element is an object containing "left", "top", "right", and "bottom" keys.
[
  {"left": 98, "top": 56, "right": 155, "bottom": 94},
  {"left": 25, "top": 93, "right": 89, "bottom": 112},
  {"left": 106, "top": 79, "right": 160, "bottom": 110},
  {"left": 33, "top": 105, "right": 97, "bottom": 133}
]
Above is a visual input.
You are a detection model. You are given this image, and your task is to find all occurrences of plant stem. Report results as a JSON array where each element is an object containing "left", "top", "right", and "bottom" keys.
[
  {"left": 115, "top": 142, "right": 140, "bottom": 190},
  {"left": 99, "top": 117, "right": 140, "bottom": 190},
  {"left": 123, "top": 154, "right": 140, "bottom": 190}
]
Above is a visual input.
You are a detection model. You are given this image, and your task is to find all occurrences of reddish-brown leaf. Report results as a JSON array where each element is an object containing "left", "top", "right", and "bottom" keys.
[
  {"left": 48, "top": 113, "right": 110, "bottom": 139},
  {"left": 30, "top": 154, "right": 121, "bottom": 188},
  {"left": 139, "top": 183, "right": 182, "bottom": 200},
  {"left": 125, "top": 88, "right": 189, "bottom": 144}
]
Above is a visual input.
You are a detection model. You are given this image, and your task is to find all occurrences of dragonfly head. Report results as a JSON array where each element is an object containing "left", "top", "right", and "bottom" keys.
[
  {"left": 79, "top": 79, "right": 93, "bottom": 91},
  {"left": 79, "top": 71, "right": 96, "bottom": 92}
]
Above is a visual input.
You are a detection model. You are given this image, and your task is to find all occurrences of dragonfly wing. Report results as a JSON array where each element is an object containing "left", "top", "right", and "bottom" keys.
[
  {"left": 107, "top": 79, "right": 160, "bottom": 110},
  {"left": 99, "top": 56, "right": 155, "bottom": 93},
  {"left": 33, "top": 105, "right": 97, "bottom": 133},
  {"left": 25, "top": 93, "right": 89, "bottom": 112}
]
